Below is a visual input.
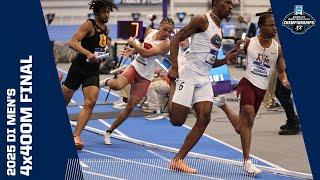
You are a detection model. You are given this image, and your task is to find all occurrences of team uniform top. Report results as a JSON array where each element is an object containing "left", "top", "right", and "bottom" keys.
[
  {"left": 245, "top": 36, "right": 279, "bottom": 90},
  {"left": 74, "top": 19, "right": 108, "bottom": 71},
  {"left": 172, "top": 12, "right": 222, "bottom": 108},
  {"left": 131, "top": 29, "right": 168, "bottom": 81},
  {"left": 184, "top": 12, "right": 223, "bottom": 76}
]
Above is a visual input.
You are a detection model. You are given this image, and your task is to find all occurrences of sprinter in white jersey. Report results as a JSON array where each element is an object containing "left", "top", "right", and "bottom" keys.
[
  {"left": 100, "top": 18, "right": 174, "bottom": 144},
  {"left": 219, "top": 12, "right": 290, "bottom": 175},
  {"left": 167, "top": 0, "right": 237, "bottom": 173}
]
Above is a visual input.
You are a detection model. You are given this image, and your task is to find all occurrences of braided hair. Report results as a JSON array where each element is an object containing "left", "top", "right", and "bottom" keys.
[{"left": 89, "top": 0, "right": 118, "bottom": 15}]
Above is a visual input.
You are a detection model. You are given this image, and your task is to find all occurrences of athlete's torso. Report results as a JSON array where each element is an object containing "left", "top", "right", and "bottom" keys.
[
  {"left": 245, "top": 36, "right": 279, "bottom": 90},
  {"left": 132, "top": 29, "right": 167, "bottom": 81},
  {"left": 185, "top": 12, "right": 223, "bottom": 76}
]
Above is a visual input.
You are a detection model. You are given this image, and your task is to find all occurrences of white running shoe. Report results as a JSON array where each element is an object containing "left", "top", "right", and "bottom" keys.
[
  {"left": 145, "top": 113, "right": 166, "bottom": 120},
  {"left": 99, "top": 78, "right": 111, "bottom": 88},
  {"left": 243, "top": 159, "right": 261, "bottom": 176},
  {"left": 103, "top": 132, "right": 112, "bottom": 145},
  {"left": 113, "top": 102, "right": 127, "bottom": 110},
  {"left": 213, "top": 95, "right": 227, "bottom": 108},
  {"left": 113, "top": 99, "right": 123, "bottom": 106}
]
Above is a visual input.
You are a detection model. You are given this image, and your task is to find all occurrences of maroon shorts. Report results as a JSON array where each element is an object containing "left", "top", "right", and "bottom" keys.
[
  {"left": 237, "top": 78, "right": 266, "bottom": 114},
  {"left": 120, "top": 65, "right": 151, "bottom": 99}
]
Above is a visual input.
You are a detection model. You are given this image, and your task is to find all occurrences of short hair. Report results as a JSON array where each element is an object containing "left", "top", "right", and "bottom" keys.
[
  {"left": 89, "top": 0, "right": 118, "bottom": 15},
  {"left": 160, "top": 18, "right": 175, "bottom": 27},
  {"left": 212, "top": 0, "right": 223, "bottom": 5},
  {"left": 257, "top": 13, "right": 273, "bottom": 28}
]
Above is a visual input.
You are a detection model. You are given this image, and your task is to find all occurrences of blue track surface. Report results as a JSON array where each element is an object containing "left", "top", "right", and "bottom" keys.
[{"left": 59, "top": 69, "right": 304, "bottom": 179}]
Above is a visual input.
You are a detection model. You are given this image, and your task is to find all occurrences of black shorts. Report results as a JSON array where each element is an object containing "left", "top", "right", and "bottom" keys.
[{"left": 63, "top": 61, "right": 100, "bottom": 90}]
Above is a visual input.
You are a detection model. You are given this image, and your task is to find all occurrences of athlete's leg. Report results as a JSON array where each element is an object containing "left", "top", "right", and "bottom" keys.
[
  {"left": 62, "top": 85, "right": 75, "bottom": 105},
  {"left": 104, "top": 74, "right": 151, "bottom": 144},
  {"left": 73, "top": 86, "right": 99, "bottom": 149},
  {"left": 107, "top": 75, "right": 129, "bottom": 90},
  {"left": 169, "top": 101, "right": 212, "bottom": 173}
]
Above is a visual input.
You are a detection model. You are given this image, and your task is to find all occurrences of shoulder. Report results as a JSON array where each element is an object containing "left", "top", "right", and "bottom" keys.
[
  {"left": 188, "top": 14, "right": 208, "bottom": 32},
  {"left": 192, "top": 14, "right": 208, "bottom": 24},
  {"left": 80, "top": 20, "right": 94, "bottom": 30}
]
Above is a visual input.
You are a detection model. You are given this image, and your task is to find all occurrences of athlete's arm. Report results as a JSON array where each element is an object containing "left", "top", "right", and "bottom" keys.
[
  {"left": 213, "top": 38, "right": 251, "bottom": 67},
  {"left": 277, "top": 45, "right": 290, "bottom": 88},
  {"left": 69, "top": 21, "right": 95, "bottom": 60},
  {"left": 213, "top": 48, "right": 238, "bottom": 67},
  {"left": 128, "top": 37, "right": 170, "bottom": 58}
]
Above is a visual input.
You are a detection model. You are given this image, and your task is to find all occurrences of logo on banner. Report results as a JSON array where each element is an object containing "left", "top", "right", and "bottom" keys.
[{"left": 282, "top": 5, "right": 316, "bottom": 34}]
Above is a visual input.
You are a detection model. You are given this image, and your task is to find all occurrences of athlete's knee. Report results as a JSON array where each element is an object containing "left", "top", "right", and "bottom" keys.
[
  {"left": 243, "top": 114, "right": 255, "bottom": 128},
  {"left": 109, "top": 82, "right": 124, "bottom": 90},
  {"left": 195, "top": 114, "right": 211, "bottom": 131},
  {"left": 84, "top": 98, "right": 97, "bottom": 110},
  {"left": 170, "top": 118, "right": 184, "bottom": 126}
]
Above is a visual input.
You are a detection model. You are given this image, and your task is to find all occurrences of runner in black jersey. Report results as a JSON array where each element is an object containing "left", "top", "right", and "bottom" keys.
[{"left": 62, "top": 0, "right": 117, "bottom": 150}]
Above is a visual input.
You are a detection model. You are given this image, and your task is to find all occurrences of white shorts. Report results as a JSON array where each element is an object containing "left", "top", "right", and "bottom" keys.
[{"left": 172, "top": 70, "right": 213, "bottom": 108}]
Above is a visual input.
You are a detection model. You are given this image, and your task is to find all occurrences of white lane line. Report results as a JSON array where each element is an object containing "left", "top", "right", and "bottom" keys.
[
  {"left": 97, "top": 119, "right": 129, "bottom": 138},
  {"left": 182, "top": 124, "right": 286, "bottom": 170},
  {"left": 146, "top": 150, "right": 170, "bottom": 162},
  {"left": 83, "top": 149, "right": 223, "bottom": 180},
  {"left": 79, "top": 161, "right": 89, "bottom": 168},
  {"left": 82, "top": 170, "right": 126, "bottom": 180}
]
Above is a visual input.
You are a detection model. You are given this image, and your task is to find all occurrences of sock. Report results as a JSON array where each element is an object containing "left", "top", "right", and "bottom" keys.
[{"left": 106, "top": 129, "right": 112, "bottom": 134}]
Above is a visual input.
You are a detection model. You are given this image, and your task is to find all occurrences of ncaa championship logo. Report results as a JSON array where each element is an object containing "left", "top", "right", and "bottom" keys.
[{"left": 282, "top": 5, "right": 316, "bottom": 34}]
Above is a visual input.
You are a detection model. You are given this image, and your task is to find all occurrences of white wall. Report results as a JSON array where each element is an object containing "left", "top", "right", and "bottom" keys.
[{"left": 41, "top": 0, "right": 272, "bottom": 25}]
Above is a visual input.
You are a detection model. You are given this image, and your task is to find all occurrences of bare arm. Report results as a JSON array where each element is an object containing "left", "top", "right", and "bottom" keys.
[
  {"left": 129, "top": 37, "right": 170, "bottom": 58},
  {"left": 69, "top": 21, "right": 94, "bottom": 58},
  {"left": 213, "top": 48, "right": 237, "bottom": 67},
  {"left": 277, "top": 45, "right": 289, "bottom": 86},
  {"left": 169, "top": 15, "right": 207, "bottom": 69},
  {"left": 214, "top": 38, "right": 250, "bottom": 67}
]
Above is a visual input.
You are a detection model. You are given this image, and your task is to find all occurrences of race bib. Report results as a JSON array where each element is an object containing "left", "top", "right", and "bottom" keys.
[
  {"left": 251, "top": 60, "right": 270, "bottom": 77},
  {"left": 94, "top": 48, "right": 105, "bottom": 57},
  {"left": 205, "top": 49, "right": 218, "bottom": 66}
]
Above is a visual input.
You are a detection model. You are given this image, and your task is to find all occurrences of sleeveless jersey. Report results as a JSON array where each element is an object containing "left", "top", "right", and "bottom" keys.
[
  {"left": 75, "top": 19, "right": 108, "bottom": 64},
  {"left": 185, "top": 12, "right": 223, "bottom": 76},
  {"left": 132, "top": 29, "right": 167, "bottom": 81},
  {"left": 245, "top": 36, "right": 279, "bottom": 90}
]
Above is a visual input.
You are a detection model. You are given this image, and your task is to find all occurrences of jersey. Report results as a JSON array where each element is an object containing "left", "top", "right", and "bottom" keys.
[
  {"left": 74, "top": 19, "right": 108, "bottom": 67},
  {"left": 245, "top": 36, "right": 279, "bottom": 90},
  {"left": 131, "top": 29, "right": 167, "bottom": 81},
  {"left": 185, "top": 12, "right": 223, "bottom": 76}
]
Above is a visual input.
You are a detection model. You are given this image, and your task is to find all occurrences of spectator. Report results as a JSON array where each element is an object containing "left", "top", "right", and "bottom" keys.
[
  {"left": 144, "top": 38, "right": 190, "bottom": 120},
  {"left": 234, "top": 16, "right": 248, "bottom": 42},
  {"left": 246, "top": 16, "right": 257, "bottom": 38},
  {"left": 99, "top": 36, "right": 116, "bottom": 74}
]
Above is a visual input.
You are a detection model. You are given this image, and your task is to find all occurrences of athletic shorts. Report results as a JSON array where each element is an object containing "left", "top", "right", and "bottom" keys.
[
  {"left": 120, "top": 65, "right": 151, "bottom": 99},
  {"left": 237, "top": 78, "right": 266, "bottom": 114},
  {"left": 172, "top": 68, "right": 213, "bottom": 108},
  {"left": 63, "top": 61, "right": 99, "bottom": 90}
]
